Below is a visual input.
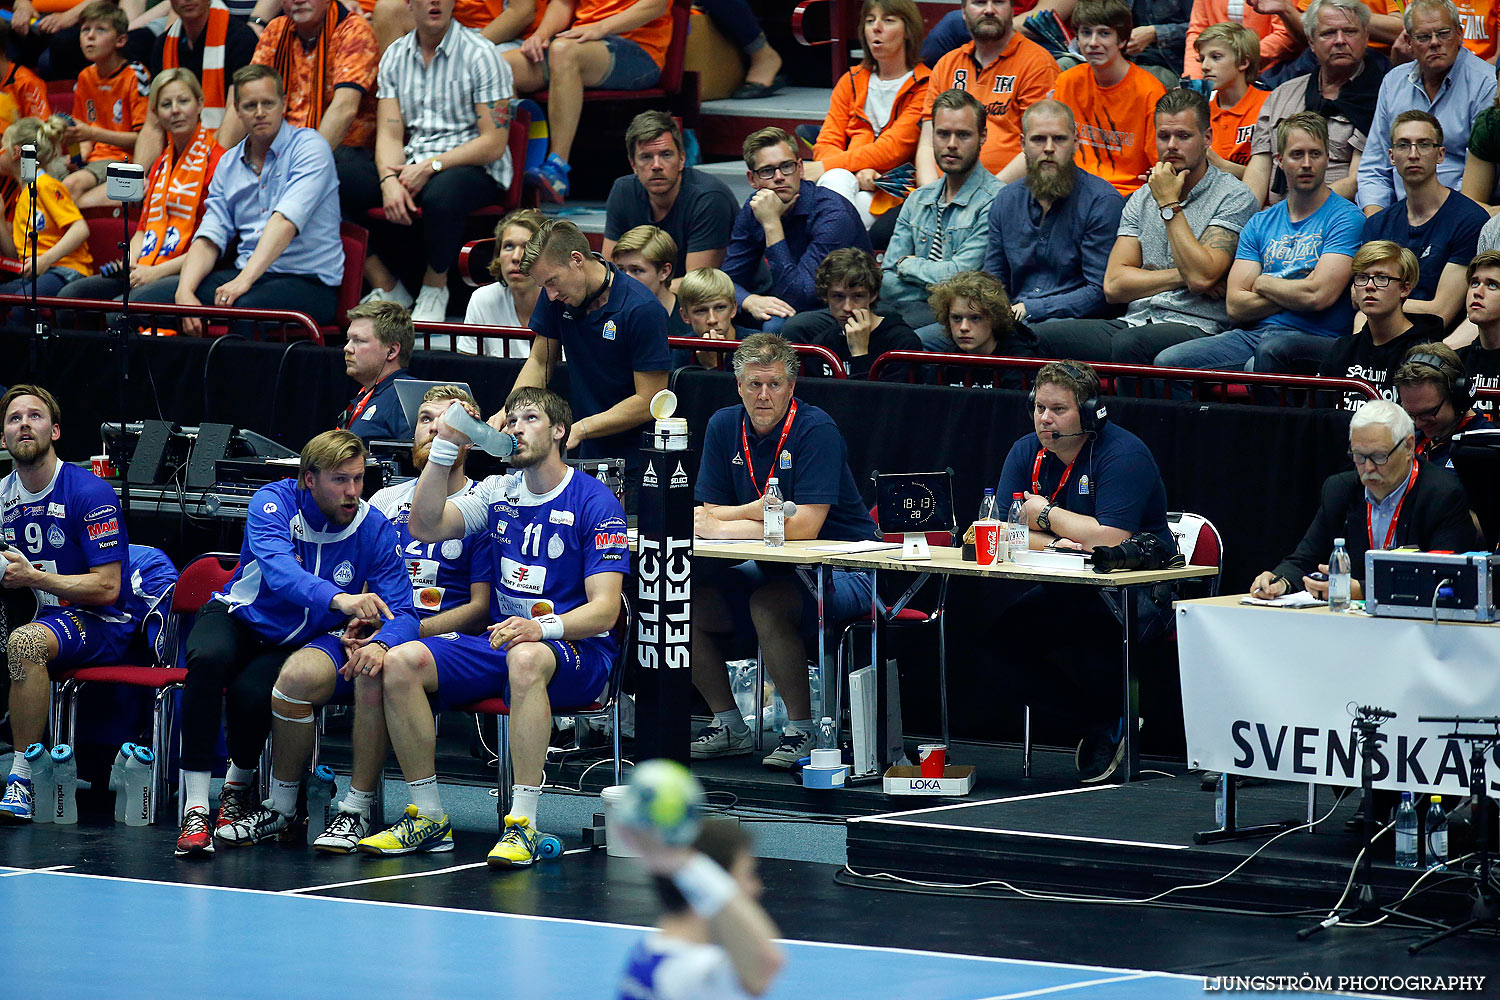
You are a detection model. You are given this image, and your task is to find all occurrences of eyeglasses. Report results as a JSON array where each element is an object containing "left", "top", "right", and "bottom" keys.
[
  {"left": 752, "top": 159, "right": 800, "bottom": 180},
  {"left": 1411, "top": 27, "right": 1455, "bottom": 45},
  {"left": 1392, "top": 140, "right": 1440, "bottom": 153},
  {"left": 1406, "top": 398, "right": 1447, "bottom": 422},
  {"left": 1348, "top": 444, "right": 1405, "bottom": 466},
  {"left": 1352, "top": 273, "right": 1397, "bottom": 287}
]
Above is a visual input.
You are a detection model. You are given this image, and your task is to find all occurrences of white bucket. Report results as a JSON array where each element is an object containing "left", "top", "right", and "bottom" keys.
[
  {"left": 652, "top": 417, "right": 689, "bottom": 451},
  {"left": 600, "top": 784, "right": 639, "bottom": 858}
]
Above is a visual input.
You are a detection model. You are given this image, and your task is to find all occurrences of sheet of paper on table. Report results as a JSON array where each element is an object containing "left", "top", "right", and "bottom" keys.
[
  {"left": 1240, "top": 591, "right": 1322, "bottom": 608},
  {"left": 806, "top": 541, "right": 904, "bottom": 553}
]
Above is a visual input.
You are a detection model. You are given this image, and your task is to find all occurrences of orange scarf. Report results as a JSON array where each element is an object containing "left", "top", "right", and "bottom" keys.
[
  {"left": 273, "top": 4, "right": 338, "bottom": 130},
  {"left": 164, "top": 6, "right": 230, "bottom": 127},
  {"left": 138, "top": 123, "right": 217, "bottom": 267}
]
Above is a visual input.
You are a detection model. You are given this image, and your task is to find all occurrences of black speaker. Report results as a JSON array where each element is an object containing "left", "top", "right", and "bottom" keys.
[
  {"left": 186, "top": 422, "right": 236, "bottom": 490},
  {"left": 126, "top": 420, "right": 177, "bottom": 485}
]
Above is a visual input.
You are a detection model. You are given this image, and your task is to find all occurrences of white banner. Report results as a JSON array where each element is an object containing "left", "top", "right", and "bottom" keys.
[{"left": 1177, "top": 600, "right": 1500, "bottom": 795}]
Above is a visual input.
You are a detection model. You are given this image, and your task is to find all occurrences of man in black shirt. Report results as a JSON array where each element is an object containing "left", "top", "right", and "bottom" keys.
[
  {"left": 1318, "top": 241, "right": 1439, "bottom": 409},
  {"left": 925, "top": 271, "right": 1038, "bottom": 388},
  {"left": 602, "top": 111, "right": 739, "bottom": 284},
  {"left": 1459, "top": 250, "right": 1500, "bottom": 415},
  {"left": 1393, "top": 342, "right": 1492, "bottom": 469},
  {"left": 781, "top": 249, "right": 921, "bottom": 381}
]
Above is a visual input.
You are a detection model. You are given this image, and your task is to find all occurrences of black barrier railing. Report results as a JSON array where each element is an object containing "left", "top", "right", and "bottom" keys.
[
  {"left": 411, "top": 321, "right": 850, "bottom": 377},
  {"left": 0, "top": 294, "right": 325, "bottom": 345},
  {"left": 867, "top": 351, "right": 1384, "bottom": 404}
]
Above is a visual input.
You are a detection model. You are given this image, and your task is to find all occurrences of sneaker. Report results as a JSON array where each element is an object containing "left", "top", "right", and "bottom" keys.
[
  {"left": 175, "top": 807, "right": 215, "bottom": 857},
  {"left": 215, "top": 781, "right": 257, "bottom": 832},
  {"left": 313, "top": 809, "right": 371, "bottom": 854},
  {"left": 0, "top": 776, "right": 34, "bottom": 822},
  {"left": 411, "top": 283, "right": 450, "bottom": 323},
  {"left": 525, "top": 153, "right": 571, "bottom": 204},
  {"left": 359, "top": 283, "right": 413, "bottom": 309},
  {"left": 762, "top": 728, "right": 814, "bottom": 770},
  {"left": 1077, "top": 719, "right": 1127, "bottom": 784},
  {"left": 487, "top": 813, "right": 542, "bottom": 868},
  {"left": 691, "top": 723, "right": 754, "bottom": 759},
  {"left": 357, "top": 804, "right": 454, "bottom": 856},
  {"left": 216, "top": 804, "right": 294, "bottom": 846}
]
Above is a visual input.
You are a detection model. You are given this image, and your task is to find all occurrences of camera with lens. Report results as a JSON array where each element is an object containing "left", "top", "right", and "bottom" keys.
[{"left": 1091, "top": 532, "right": 1183, "bottom": 573}]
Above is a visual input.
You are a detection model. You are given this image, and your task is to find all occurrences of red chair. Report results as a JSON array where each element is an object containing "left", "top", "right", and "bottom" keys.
[
  {"left": 81, "top": 206, "right": 128, "bottom": 272},
  {"left": 455, "top": 596, "right": 633, "bottom": 834},
  {"left": 53, "top": 552, "right": 239, "bottom": 824},
  {"left": 533, "top": 0, "right": 695, "bottom": 116},
  {"left": 46, "top": 79, "right": 74, "bottom": 116},
  {"left": 458, "top": 237, "right": 496, "bottom": 288},
  {"left": 331, "top": 220, "right": 369, "bottom": 332}
]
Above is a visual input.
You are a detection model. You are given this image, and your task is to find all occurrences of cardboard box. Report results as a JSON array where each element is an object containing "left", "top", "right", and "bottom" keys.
[{"left": 882, "top": 765, "right": 976, "bottom": 796}]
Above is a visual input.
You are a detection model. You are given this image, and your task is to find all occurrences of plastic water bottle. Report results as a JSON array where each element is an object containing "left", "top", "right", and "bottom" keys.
[
  {"left": 1008, "top": 492, "right": 1029, "bottom": 554},
  {"left": 731, "top": 660, "right": 758, "bottom": 728},
  {"left": 816, "top": 716, "right": 837, "bottom": 750},
  {"left": 305, "top": 765, "right": 338, "bottom": 845},
  {"left": 24, "top": 744, "right": 53, "bottom": 825},
  {"left": 807, "top": 664, "right": 823, "bottom": 722},
  {"left": 120, "top": 745, "right": 155, "bottom": 827},
  {"left": 50, "top": 745, "right": 77, "bottom": 825},
  {"left": 110, "top": 743, "right": 137, "bottom": 823},
  {"left": 763, "top": 478, "right": 785, "bottom": 548},
  {"left": 1395, "top": 792, "right": 1418, "bottom": 868},
  {"left": 977, "top": 488, "right": 997, "bottom": 523},
  {"left": 1426, "top": 795, "right": 1448, "bottom": 869},
  {"left": 442, "top": 400, "right": 517, "bottom": 458},
  {"left": 1329, "top": 537, "right": 1352, "bottom": 612}
]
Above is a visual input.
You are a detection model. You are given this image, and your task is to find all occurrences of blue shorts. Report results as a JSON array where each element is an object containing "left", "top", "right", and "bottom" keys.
[
  {"left": 540, "top": 34, "right": 660, "bottom": 89},
  {"left": 35, "top": 608, "right": 136, "bottom": 673},
  {"left": 421, "top": 632, "right": 613, "bottom": 710},
  {"left": 707, "top": 560, "right": 875, "bottom": 639},
  {"left": 301, "top": 632, "right": 357, "bottom": 701}
]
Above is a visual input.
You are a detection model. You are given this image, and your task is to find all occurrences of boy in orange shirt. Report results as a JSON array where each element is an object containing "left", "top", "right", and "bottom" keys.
[
  {"left": 1051, "top": 0, "right": 1165, "bottom": 197},
  {"left": 0, "top": 21, "right": 50, "bottom": 134},
  {"left": 63, "top": 2, "right": 148, "bottom": 210},
  {"left": 1196, "top": 22, "right": 1268, "bottom": 180}
]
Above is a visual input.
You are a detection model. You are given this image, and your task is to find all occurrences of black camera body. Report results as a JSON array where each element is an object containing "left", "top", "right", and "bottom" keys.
[{"left": 1091, "top": 532, "right": 1183, "bottom": 573}]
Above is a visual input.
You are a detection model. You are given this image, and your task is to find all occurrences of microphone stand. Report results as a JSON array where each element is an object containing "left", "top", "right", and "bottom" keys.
[
  {"left": 113, "top": 195, "right": 134, "bottom": 524},
  {"left": 20, "top": 146, "right": 44, "bottom": 373}
]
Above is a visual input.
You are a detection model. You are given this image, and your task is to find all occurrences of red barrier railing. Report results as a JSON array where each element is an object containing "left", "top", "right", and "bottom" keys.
[
  {"left": 0, "top": 294, "right": 324, "bottom": 344},
  {"left": 667, "top": 336, "right": 847, "bottom": 378},
  {"left": 866, "top": 352, "right": 1383, "bottom": 405}
]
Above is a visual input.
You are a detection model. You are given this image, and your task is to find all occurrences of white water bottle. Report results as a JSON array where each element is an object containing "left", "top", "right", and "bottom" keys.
[
  {"left": 1329, "top": 537, "right": 1351, "bottom": 613},
  {"left": 1394, "top": 792, "right": 1418, "bottom": 868},
  {"left": 817, "top": 716, "right": 837, "bottom": 750},
  {"left": 121, "top": 745, "right": 155, "bottom": 826},
  {"left": 442, "top": 401, "right": 516, "bottom": 458},
  {"left": 24, "top": 744, "right": 53, "bottom": 825},
  {"left": 111, "top": 742, "right": 137, "bottom": 823},
  {"left": 50, "top": 744, "right": 77, "bottom": 825},
  {"left": 763, "top": 478, "right": 785, "bottom": 548},
  {"left": 305, "top": 765, "right": 338, "bottom": 845},
  {"left": 1008, "top": 492, "right": 1029, "bottom": 554}
]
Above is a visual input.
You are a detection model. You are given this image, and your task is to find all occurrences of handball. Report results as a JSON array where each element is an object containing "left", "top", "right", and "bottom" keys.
[{"left": 621, "top": 759, "right": 705, "bottom": 845}]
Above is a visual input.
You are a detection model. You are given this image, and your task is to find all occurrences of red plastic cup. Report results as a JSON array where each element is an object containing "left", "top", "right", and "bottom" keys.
[
  {"left": 90, "top": 454, "right": 116, "bottom": 479},
  {"left": 919, "top": 743, "right": 947, "bottom": 778},
  {"left": 975, "top": 521, "right": 1001, "bottom": 566}
]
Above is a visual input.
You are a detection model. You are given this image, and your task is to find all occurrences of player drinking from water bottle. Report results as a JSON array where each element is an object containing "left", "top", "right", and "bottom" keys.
[{"left": 365, "top": 386, "right": 629, "bottom": 866}]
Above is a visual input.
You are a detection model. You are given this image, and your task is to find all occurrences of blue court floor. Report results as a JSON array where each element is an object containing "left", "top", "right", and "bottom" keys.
[{"left": 0, "top": 865, "right": 1395, "bottom": 1000}]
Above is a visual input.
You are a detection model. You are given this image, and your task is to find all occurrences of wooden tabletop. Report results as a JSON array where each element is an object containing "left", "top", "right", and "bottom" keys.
[
  {"left": 687, "top": 539, "right": 841, "bottom": 565},
  {"left": 821, "top": 544, "right": 1220, "bottom": 586}
]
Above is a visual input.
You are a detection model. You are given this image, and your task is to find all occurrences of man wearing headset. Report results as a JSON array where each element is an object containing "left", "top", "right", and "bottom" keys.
[
  {"left": 1392, "top": 343, "right": 1493, "bottom": 470},
  {"left": 990, "top": 360, "right": 1174, "bottom": 783}
]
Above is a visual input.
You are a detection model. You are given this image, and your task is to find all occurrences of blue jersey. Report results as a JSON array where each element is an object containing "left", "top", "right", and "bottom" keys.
[
  {"left": 0, "top": 461, "right": 132, "bottom": 623},
  {"left": 213, "top": 478, "right": 418, "bottom": 648},
  {"left": 371, "top": 477, "right": 483, "bottom": 617},
  {"left": 452, "top": 468, "right": 629, "bottom": 639},
  {"left": 617, "top": 936, "right": 749, "bottom": 1000}
]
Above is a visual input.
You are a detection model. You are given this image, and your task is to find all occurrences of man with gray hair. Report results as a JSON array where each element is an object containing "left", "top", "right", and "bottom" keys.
[
  {"left": 1249, "top": 398, "right": 1477, "bottom": 602},
  {"left": 979, "top": 98, "right": 1123, "bottom": 346},
  {"left": 1357, "top": 0, "right": 1497, "bottom": 214},
  {"left": 690, "top": 334, "right": 878, "bottom": 771}
]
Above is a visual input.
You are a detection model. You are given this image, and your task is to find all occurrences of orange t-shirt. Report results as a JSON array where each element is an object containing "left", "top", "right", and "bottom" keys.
[
  {"left": 1456, "top": 0, "right": 1500, "bottom": 61},
  {"left": 574, "top": 0, "right": 673, "bottom": 68},
  {"left": 0, "top": 63, "right": 50, "bottom": 131},
  {"left": 354, "top": 0, "right": 500, "bottom": 28},
  {"left": 251, "top": 10, "right": 379, "bottom": 148},
  {"left": 1052, "top": 62, "right": 1165, "bottom": 197},
  {"left": 14, "top": 173, "right": 92, "bottom": 276},
  {"left": 1209, "top": 84, "right": 1270, "bottom": 165},
  {"left": 923, "top": 34, "right": 1060, "bottom": 175},
  {"left": 73, "top": 61, "right": 148, "bottom": 163}
]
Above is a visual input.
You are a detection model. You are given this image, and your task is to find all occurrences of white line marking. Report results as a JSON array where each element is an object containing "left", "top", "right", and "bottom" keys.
[
  {"left": 283, "top": 862, "right": 488, "bottom": 894},
  {"left": 972, "top": 972, "right": 1153, "bottom": 999},
  {"left": 858, "top": 819, "right": 1189, "bottom": 850},
  {"left": 0, "top": 864, "right": 73, "bottom": 878},
  {"left": 849, "top": 785, "right": 1116, "bottom": 823}
]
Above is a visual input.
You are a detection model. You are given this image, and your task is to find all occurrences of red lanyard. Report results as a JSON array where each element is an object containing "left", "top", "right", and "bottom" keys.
[
  {"left": 741, "top": 400, "right": 798, "bottom": 498},
  {"left": 341, "top": 372, "right": 394, "bottom": 428},
  {"left": 1367, "top": 460, "right": 1419, "bottom": 551},
  {"left": 1415, "top": 412, "right": 1478, "bottom": 457},
  {"left": 1031, "top": 447, "right": 1077, "bottom": 503}
]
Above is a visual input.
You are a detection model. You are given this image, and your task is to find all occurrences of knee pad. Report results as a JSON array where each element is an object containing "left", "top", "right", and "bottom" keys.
[{"left": 270, "top": 686, "right": 316, "bottom": 724}]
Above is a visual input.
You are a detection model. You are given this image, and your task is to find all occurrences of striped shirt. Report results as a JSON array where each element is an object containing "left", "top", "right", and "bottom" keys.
[{"left": 376, "top": 19, "right": 514, "bottom": 189}]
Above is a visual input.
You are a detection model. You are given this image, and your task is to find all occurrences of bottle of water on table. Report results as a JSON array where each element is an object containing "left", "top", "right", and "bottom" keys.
[
  {"left": 1328, "top": 537, "right": 1351, "bottom": 612},
  {"left": 763, "top": 478, "right": 785, "bottom": 548}
]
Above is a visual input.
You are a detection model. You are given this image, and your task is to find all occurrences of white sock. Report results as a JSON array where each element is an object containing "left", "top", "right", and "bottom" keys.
[
  {"left": 510, "top": 783, "right": 542, "bottom": 828},
  {"left": 10, "top": 754, "right": 30, "bottom": 781},
  {"left": 409, "top": 775, "right": 443, "bottom": 819},
  {"left": 789, "top": 719, "right": 813, "bottom": 738},
  {"left": 268, "top": 777, "right": 299, "bottom": 817},
  {"left": 714, "top": 709, "right": 748, "bottom": 733},
  {"left": 225, "top": 763, "right": 255, "bottom": 787},
  {"left": 340, "top": 787, "right": 376, "bottom": 816},
  {"left": 182, "top": 770, "right": 211, "bottom": 813}
]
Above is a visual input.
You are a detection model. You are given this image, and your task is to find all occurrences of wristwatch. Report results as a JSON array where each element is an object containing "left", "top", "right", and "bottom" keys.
[
  {"left": 1159, "top": 201, "right": 1182, "bottom": 222},
  {"left": 431, "top": 159, "right": 445, "bottom": 173},
  {"left": 249, "top": 15, "right": 269, "bottom": 27},
  {"left": 1036, "top": 503, "right": 1055, "bottom": 533}
]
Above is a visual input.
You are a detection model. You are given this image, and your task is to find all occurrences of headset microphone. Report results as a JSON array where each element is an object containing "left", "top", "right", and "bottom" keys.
[{"left": 1049, "top": 430, "right": 1089, "bottom": 440}]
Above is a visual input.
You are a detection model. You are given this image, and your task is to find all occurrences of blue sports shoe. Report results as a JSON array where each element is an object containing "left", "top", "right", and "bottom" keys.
[
  {"left": 526, "top": 153, "right": 571, "bottom": 204},
  {"left": 0, "top": 776, "right": 35, "bottom": 822}
]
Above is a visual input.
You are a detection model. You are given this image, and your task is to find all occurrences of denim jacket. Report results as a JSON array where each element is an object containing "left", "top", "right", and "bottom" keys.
[{"left": 881, "top": 168, "right": 1002, "bottom": 307}]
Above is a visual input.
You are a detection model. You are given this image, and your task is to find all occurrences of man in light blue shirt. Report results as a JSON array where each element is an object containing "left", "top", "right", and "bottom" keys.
[
  {"left": 1355, "top": 0, "right": 1497, "bottom": 213},
  {"left": 134, "top": 64, "right": 343, "bottom": 336}
]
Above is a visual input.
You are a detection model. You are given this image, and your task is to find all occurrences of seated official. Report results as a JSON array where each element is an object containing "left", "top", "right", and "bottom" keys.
[
  {"left": 1250, "top": 399, "right": 1480, "bottom": 603},
  {"left": 1458, "top": 250, "right": 1500, "bottom": 414},
  {"left": 672, "top": 266, "right": 740, "bottom": 371},
  {"left": 1394, "top": 343, "right": 1493, "bottom": 469},
  {"left": 1318, "top": 241, "right": 1442, "bottom": 408},
  {"left": 988, "top": 361, "right": 1176, "bottom": 784},
  {"left": 925, "top": 271, "right": 1039, "bottom": 388},
  {"left": 337, "top": 301, "right": 414, "bottom": 443},
  {"left": 783, "top": 248, "right": 922, "bottom": 382},
  {"left": 691, "top": 334, "right": 878, "bottom": 772},
  {"left": 0, "top": 385, "right": 134, "bottom": 824}
]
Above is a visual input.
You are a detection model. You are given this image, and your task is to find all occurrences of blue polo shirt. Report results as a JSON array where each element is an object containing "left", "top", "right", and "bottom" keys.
[
  {"left": 531, "top": 261, "right": 672, "bottom": 467},
  {"left": 697, "top": 400, "right": 878, "bottom": 542},
  {"left": 339, "top": 368, "right": 412, "bottom": 443},
  {"left": 995, "top": 421, "right": 1172, "bottom": 554}
]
